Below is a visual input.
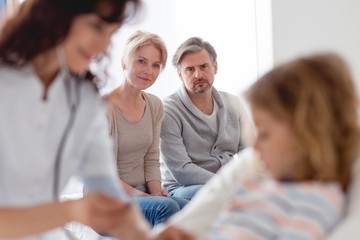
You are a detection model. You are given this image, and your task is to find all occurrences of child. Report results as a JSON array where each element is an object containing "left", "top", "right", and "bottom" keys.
[{"left": 157, "top": 53, "right": 360, "bottom": 240}]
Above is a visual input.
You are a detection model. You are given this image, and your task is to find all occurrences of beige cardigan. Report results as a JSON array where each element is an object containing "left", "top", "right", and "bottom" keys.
[{"left": 103, "top": 91, "right": 163, "bottom": 189}]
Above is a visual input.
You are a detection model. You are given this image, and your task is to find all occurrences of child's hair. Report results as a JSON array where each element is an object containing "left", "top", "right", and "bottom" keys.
[
  {"left": 122, "top": 30, "right": 167, "bottom": 71},
  {"left": 246, "top": 52, "right": 360, "bottom": 191}
]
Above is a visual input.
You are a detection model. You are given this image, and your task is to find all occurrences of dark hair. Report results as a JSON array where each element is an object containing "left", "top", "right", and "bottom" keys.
[
  {"left": 0, "top": 0, "right": 141, "bottom": 65},
  {"left": 172, "top": 37, "right": 217, "bottom": 68}
]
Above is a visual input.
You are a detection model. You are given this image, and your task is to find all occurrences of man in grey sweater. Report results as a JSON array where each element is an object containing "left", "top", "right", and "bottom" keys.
[{"left": 160, "top": 37, "right": 254, "bottom": 200}]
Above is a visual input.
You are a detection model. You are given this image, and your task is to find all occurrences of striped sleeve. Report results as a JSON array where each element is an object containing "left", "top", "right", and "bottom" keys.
[{"left": 205, "top": 180, "right": 345, "bottom": 240}]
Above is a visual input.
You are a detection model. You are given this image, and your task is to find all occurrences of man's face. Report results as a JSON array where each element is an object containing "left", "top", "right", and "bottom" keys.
[{"left": 177, "top": 49, "right": 217, "bottom": 95}]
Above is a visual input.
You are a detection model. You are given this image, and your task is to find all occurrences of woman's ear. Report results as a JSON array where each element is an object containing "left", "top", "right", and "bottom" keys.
[{"left": 121, "top": 58, "right": 126, "bottom": 71}]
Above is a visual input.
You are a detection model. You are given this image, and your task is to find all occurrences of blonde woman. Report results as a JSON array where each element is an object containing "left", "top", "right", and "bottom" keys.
[{"left": 103, "top": 30, "right": 188, "bottom": 226}]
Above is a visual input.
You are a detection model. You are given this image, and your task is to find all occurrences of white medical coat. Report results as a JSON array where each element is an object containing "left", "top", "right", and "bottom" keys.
[{"left": 0, "top": 65, "right": 123, "bottom": 239}]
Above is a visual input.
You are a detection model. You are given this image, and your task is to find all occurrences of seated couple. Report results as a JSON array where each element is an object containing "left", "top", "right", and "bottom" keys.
[{"left": 103, "top": 32, "right": 253, "bottom": 226}]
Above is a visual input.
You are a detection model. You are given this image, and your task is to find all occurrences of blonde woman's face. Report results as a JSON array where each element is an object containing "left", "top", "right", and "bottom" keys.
[
  {"left": 251, "top": 105, "right": 301, "bottom": 180},
  {"left": 123, "top": 45, "right": 162, "bottom": 90},
  {"left": 63, "top": 14, "right": 120, "bottom": 74}
]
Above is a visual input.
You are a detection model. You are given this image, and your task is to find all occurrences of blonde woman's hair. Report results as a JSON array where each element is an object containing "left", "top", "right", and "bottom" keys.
[
  {"left": 122, "top": 30, "right": 167, "bottom": 70},
  {"left": 246, "top": 52, "right": 360, "bottom": 191}
]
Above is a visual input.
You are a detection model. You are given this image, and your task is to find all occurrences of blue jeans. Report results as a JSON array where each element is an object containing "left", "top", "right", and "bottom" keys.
[
  {"left": 168, "top": 185, "right": 203, "bottom": 201},
  {"left": 136, "top": 196, "right": 188, "bottom": 226}
]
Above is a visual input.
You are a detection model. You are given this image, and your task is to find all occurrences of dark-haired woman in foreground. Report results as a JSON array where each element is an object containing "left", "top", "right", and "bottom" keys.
[{"left": 0, "top": 0, "right": 193, "bottom": 239}]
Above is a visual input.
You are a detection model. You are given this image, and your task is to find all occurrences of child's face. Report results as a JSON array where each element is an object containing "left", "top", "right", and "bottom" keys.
[{"left": 251, "top": 105, "right": 301, "bottom": 180}]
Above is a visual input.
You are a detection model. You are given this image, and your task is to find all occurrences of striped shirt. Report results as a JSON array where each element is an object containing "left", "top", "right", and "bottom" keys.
[{"left": 205, "top": 179, "right": 344, "bottom": 240}]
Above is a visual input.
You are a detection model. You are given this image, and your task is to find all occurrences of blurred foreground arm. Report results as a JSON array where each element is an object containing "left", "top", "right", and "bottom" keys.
[
  {"left": 83, "top": 176, "right": 151, "bottom": 240},
  {"left": 153, "top": 148, "right": 264, "bottom": 238},
  {"left": 0, "top": 193, "right": 140, "bottom": 239},
  {"left": 327, "top": 158, "right": 360, "bottom": 240}
]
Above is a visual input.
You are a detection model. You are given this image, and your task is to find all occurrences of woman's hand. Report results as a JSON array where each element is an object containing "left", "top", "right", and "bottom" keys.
[
  {"left": 121, "top": 180, "right": 150, "bottom": 197},
  {"left": 160, "top": 189, "right": 169, "bottom": 196},
  {"left": 147, "top": 180, "right": 168, "bottom": 196}
]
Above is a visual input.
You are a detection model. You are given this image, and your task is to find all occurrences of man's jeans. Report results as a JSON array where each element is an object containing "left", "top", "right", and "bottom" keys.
[
  {"left": 136, "top": 196, "right": 189, "bottom": 226},
  {"left": 168, "top": 185, "right": 203, "bottom": 201}
]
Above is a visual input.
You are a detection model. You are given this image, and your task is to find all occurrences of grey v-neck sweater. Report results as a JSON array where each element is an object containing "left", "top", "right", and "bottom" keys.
[{"left": 160, "top": 85, "right": 250, "bottom": 191}]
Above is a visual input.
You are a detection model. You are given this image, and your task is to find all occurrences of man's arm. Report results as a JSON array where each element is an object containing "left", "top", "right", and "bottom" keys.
[
  {"left": 225, "top": 94, "right": 256, "bottom": 150},
  {"left": 160, "top": 112, "right": 214, "bottom": 185},
  {"left": 236, "top": 96, "right": 256, "bottom": 148}
]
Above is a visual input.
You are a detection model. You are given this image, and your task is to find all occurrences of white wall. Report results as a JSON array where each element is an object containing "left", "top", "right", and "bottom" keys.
[
  {"left": 99, "top": 0, "right": 177, "bottom": 96},
  {"left": 100, "top": 0, "right": 273, "bottom": 99},
  {"left": 271, "top": 0, "right": 360, "bottom": 89}
]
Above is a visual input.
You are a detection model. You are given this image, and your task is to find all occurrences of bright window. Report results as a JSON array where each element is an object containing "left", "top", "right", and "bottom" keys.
[{"left": 101, "top": 0, "right": 273, "bottom": 99}]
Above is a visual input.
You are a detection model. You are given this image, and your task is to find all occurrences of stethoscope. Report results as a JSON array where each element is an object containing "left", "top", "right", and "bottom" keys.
[
  {"left": 53, "top": 46, "right": 82, "bottom": 240},
  {"left": 54, "top": 46, "right": 107, "bottom": 240},
  {"left": 53, "top": 72, "right": 81, "bottom": 198},
  {"left": 53, "top": 46, "right": 81, "bottom": 197}
]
